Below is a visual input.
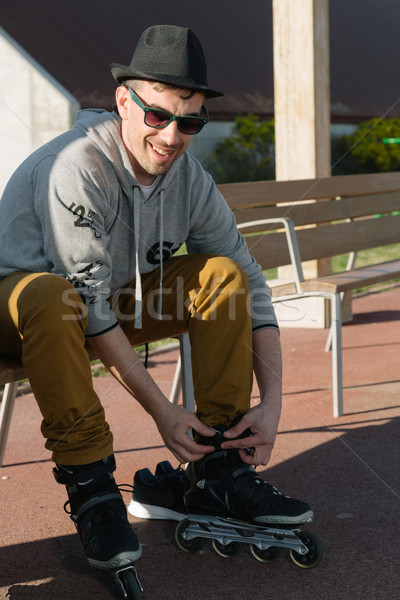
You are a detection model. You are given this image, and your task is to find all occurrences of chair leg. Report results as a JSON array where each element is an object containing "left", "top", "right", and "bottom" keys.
[
  {"left": 324, "top": 324, "right": 333, "bottom": 353},
  {"left": 0, "top": 381, "right": 18, "bottom": 467},
  {"left": 325, "top": 290, "right": 345, "bottom": 353},
  {"left": 179, "top": 333, "right": 195, "bottom": 414},
  {"left": 325, "top": 251, "right": 356, "bottom": 353},
  {"left": 169, "top": 333, "right": 196, "bottom": 413},
  {"left": 169, "top": 354, "right": 182, "bottom": 405},
  {"left": 273, "top": 291, "right": 344, "bottom": 417},
  {"left": 330, "top": 293, "right": 343, "bottom": 417}
]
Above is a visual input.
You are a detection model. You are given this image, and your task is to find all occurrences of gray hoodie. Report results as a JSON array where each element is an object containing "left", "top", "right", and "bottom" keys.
[{"left": 0, "top": 109, "right": 278, "bottom": 336}]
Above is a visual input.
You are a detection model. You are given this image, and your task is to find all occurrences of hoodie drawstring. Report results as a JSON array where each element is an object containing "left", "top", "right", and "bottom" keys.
[
  {"left": 157, "top": 189, "right": 165, "bottom": 320},
  {"left": 133, "top": 186, "right": 165, "bottom": 329},
  {"left": 133, "top": 186, "right": 142, "bottom": 329}
]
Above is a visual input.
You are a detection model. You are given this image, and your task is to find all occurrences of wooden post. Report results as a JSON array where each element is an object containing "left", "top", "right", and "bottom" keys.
[
  {"left": 272, "top": 0, "right": 348, "bottom": 327},
  {"left": 273, "top": 0, "right": 331, "bottom": 280}
]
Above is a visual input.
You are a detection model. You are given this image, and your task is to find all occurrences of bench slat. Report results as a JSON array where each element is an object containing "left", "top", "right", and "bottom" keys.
[
  {"left": 246, "top": 214, "right": 400, "bottom": 268},
  {"left": 234, "top": 192, "right": 400, "bottom": 229},
  {"left": 220, "top": 172, "right": 400, "bottom": 209},
  {"left": 0, "top": 358, "right": 26, "bottom": 385},
  {"left": 271, "top": 259, "right": 400, "bottom": 297},
  {"left": 303, "top": 260, "right": 400, "bottom": 293},
  {"left": 296, "top": 215, "right": 400, "bottom": 261}
]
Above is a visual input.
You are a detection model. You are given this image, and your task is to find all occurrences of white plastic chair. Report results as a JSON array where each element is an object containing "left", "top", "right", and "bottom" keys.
[{"left": 237, "top": 218, "right": 344, "bottom": 418}]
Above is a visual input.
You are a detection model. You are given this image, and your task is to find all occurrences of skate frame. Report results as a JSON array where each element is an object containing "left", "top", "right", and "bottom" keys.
[{"left": 181, "top": 514, "right": 310, "bottom": 555}]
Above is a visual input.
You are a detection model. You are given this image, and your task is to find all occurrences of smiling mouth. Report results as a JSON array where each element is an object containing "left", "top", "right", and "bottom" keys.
[{"left": 149, "top": 142, "right": 174, "bottom": 157}]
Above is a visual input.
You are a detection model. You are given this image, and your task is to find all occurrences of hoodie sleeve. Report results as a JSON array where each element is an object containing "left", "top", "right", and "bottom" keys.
[
  {"left": 31, "top": 153, "right": 119, "bottom": 337},
  {"left": 185, "top": 165, "right": 278, "bottom": 331}
]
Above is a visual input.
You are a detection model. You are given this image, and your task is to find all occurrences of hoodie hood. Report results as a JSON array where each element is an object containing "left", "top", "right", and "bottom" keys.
[
  {"left": 74, "top": 109, "right": 136, "bottom": 198},
  {"left": 73, "top": 109, "right": 182, "bottom": 201}
]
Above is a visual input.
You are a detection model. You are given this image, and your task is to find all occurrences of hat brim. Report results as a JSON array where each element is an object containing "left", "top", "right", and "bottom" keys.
[{"left": 110, "top": 63, "right": 224, "bottom": 99}]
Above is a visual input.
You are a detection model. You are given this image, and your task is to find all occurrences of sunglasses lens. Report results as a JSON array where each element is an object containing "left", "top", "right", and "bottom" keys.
[
  {"left": 145, "top": 109, "right": 171, "bottom": 128},
  {"left": 143, "top": 104, "right": 207, "bottom": 135},
  {"left": 178, "top": 118, "right": 205, "bottom": 135}
]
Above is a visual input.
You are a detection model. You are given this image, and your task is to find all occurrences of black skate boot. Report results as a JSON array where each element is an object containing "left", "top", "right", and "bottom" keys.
[
  {"left": 53, "top": 454, "right": 142, "bottom": 569},
  {"left": 185, "top": 425, "right": 313, "bottom": 525}
]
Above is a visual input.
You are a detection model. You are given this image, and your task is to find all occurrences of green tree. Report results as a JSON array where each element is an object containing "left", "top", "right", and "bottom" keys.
[
  {"left": 332, "top": 118, "right": 400, "bottom": 175},
  {"left": 206, "top": 114, "right": 275, "bottom": 183}
]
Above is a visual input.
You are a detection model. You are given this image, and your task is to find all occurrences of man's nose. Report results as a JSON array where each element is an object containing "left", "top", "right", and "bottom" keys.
[{"left": 158, "top": 120, "right": 180, "bottom": 146}]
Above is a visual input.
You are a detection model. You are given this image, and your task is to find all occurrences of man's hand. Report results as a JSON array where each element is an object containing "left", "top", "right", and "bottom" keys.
[
  {"left": 154, "top": 402, "right": 215, "bottom": 464},
  {"left": 88, "top": 326, "right": 215, "bottom": 462},
  {"left": 220, "top": 402, "right": 280, "bottom": 466}
]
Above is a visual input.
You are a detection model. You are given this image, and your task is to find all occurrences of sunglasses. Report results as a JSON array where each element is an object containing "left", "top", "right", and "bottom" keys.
[{"left": 128, "top": 87, "right": 209, "bottom": 135}]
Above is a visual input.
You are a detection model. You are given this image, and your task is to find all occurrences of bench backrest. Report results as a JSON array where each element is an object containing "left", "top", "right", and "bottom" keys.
[{"left": 219, "top": 172, "right": 400, "bottom": 270}]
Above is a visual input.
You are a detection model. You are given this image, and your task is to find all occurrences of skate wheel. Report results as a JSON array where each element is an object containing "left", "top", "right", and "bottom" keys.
[
  {"left": 175, "top": 519, "right": 204, "bottom": 553},
  {"left": 212, "top": 539, "right": 241, "bottom": 558},
  {"left": 117, "top": 568, "right": 142, "bottom": 600},
  {"left": 289, "top": 530, "right": 323, "bottom": 569},
  {"left": 250, "top": 544, "right": 283, "bottom": 563}
]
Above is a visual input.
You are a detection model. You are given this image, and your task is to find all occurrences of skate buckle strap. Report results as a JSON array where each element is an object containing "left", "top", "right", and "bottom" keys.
[
  {"left": 71, "top": 491, "right": 123, "bottom": 521},
  {"left": 210, "top": 426, "right": 253, "bottom": 450},
  {"left": 196, "top": 422, "right": 253, "bottom": 449},
  {"left": 202, "top": 449, "right": 228, "bottom": 464},
  {"left": 195, "top": 477, "right": 220, "bottom": 491},
  {"left": 53, "top": 456, "right": 117, "bottom": 485},
  {"left": 195, "top": 430, "right": 226, "bottom": 449},
  {"left": 231, "top": 464, "right": 256, "bottom": 479}
]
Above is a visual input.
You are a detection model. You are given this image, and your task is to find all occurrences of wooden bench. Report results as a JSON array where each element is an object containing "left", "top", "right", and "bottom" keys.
[
  {"left": 1, "top": 171, "right": 399, "bottom": 463},
  {"left": 219, "top": 171, "right": 400, "bottom": 417}
]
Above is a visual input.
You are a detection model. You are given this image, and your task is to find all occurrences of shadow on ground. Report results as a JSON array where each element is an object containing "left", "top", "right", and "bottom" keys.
[{"left": 1, "top": 416, "right": 399, "bottom": 600}]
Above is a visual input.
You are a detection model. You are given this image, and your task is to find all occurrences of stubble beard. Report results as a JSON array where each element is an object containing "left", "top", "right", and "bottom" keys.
[{"left": 134, "top": 134, "right": 184, "bottom": 179}]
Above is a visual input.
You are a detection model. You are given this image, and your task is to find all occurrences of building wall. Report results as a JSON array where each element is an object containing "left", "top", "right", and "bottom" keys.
[
  {"left": 188, "top": 121, "right": 234, "bottom": 164},
  {"left": 0, "top": 28, "right": 80, "bottom": 194}
]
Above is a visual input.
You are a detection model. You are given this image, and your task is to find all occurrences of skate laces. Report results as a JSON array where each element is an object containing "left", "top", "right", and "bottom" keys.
[
  {"left": 118, "top": 483, "right": 135, "bottom": 494},
  {"left": 230, "top": 467, "right": 289, "bottom": 518},
  {"left": 173, "top": 465, "right": 187, "bottom": 481},
  {"left": 88, "top": 501, "right": 126, "bottom": 533},
  {"left": 77, "top": 496, "right": 141, "bottom": 561},
  {"left": 193, "top": 448, "right": 287, "bottom": 519},
  {"left": 64, "top": 481, "right": 135, "bottom": 520}
]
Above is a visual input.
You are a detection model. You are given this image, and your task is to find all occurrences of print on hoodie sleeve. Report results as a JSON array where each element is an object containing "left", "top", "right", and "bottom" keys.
[{"left": 68, "top": 202, "right": 102, "bottom": 239}]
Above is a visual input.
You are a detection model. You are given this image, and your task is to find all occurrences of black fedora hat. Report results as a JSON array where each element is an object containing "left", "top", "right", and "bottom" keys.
[{"left": 110, "top": 24, "right": 223, "bottom": 98}]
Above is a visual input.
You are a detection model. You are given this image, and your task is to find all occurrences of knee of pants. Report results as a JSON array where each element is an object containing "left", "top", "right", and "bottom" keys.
[
  {"left": 201, "top": 255, "right": 250, "bottom": 294},
  {"left": 193, "top": 255, "right": 251, "bottom": 324},
  {"left": 15, "top": 273, "right": 88, "bottom": 335}
]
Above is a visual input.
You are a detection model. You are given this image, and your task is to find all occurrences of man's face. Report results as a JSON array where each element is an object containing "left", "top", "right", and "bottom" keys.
[{"left": 117, "top": 81, "right": 204, "bottom": 185}]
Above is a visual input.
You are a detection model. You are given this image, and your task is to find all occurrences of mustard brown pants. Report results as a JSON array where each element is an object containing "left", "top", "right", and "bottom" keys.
[{"left": 0, "top": 254, "right": 253, "bottom": 464}]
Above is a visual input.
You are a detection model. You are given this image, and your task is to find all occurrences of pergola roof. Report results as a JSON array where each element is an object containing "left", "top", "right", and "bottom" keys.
[{"left": 2, "top": 0, "right": 400, "bottom": 122}]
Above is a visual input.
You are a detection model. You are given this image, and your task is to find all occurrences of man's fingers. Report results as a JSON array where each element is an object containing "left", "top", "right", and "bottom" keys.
[
  {"left": 238, "top": 450, "right": 255, "bottom": 465},
  {"left": 183, "top": 437, "right": 215, "bottom": 455},
  {"left": 223, "top": 419, "right": 249, "bottom": 439},
  {"left": 169, "top": 427, "right": 215, "bottom": 463},
  {"left": 171, "top": 442, "right": 214, "bottom": 464},
  {"left": 239, "top": 446, "right": 273, "bottom": 467},
  {"left": 190, "top": 417, "right": 216, "bottom": 438},
  {"left": 220, "top": 436, "right": 256, "bottom": 450}
]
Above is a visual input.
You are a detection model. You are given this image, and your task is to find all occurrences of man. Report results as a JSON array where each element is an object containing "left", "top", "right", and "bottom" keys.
[{"left": 0, "top": 25, "right": 312, "bottom": 572}]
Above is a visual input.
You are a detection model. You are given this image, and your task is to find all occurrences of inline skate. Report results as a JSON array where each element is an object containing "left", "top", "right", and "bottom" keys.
[
  {"left": 54, "top": 454, "right": 143, "bottom": 599},
  {"left": 174, "top": 426, "right": 323, "bottom": 568}
]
